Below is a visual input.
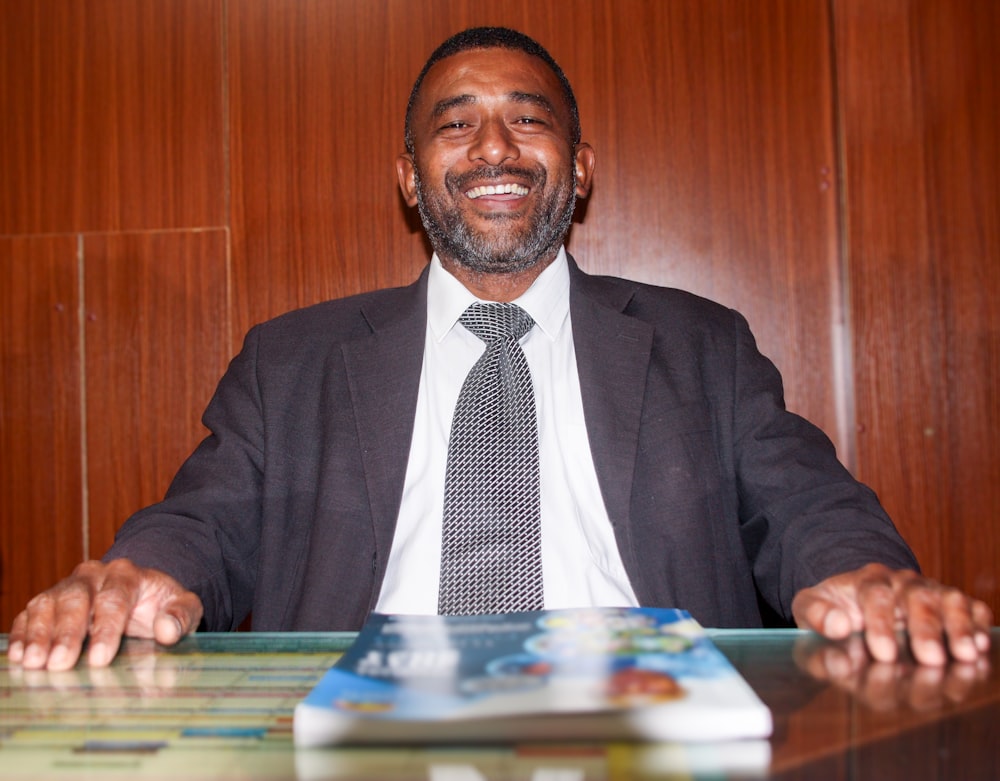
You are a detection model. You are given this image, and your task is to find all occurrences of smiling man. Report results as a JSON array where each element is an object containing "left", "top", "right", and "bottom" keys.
[
  {"left": 398, "top": 36, "right": 593, "bottom": 298},
  {"left": 9, "top": 27, "right": 991, "bottom": 672}
]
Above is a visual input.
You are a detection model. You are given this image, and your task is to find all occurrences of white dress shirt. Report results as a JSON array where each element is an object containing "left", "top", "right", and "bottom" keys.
[{"left": 375, "top": 248, "right": 639, "bottom": 614}]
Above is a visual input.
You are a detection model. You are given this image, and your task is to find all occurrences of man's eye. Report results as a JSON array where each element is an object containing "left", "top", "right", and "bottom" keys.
[{"left": 440, "top": 121, "right": 470, "bottom": 130}]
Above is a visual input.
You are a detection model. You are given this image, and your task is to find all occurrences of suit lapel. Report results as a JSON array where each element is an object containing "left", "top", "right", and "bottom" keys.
[
  {"left": 341, "top": 271, "right": 428, "bottom": 559},
  {"left": 569, "top": 260, "right": 653, "bottom": 531},
  {"left": 339, "top": 260, "right": 652, "bottom": 574}
]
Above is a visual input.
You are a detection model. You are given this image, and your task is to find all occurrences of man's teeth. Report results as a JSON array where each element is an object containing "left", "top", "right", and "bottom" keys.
[{"left": 466, "top": 183, "right": 529, "bottom": 199}]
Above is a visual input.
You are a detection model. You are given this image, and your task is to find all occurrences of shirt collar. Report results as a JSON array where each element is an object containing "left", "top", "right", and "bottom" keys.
[{"left": 427, "top": 247, "right": 570, "bottom": 343}]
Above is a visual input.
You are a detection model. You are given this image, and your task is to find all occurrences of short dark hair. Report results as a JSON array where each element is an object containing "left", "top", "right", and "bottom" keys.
[{"left": 404, "top": 27, "right": 582, "bottom": 153}]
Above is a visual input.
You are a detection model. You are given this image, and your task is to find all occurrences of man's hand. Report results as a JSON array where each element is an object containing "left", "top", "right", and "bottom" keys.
[
  {"left": 7, "top": 559, "right": 204, "bottom": 672},
  {"left": 792, "top": 563, "right": 992, "bottom": 666}
]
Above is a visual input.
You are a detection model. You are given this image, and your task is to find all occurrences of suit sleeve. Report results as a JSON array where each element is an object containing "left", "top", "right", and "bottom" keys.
[
  {"left": 102, "top": 326, "right": 267, "bottom": 630},
  {"left": 727, "top": 310, "right": 919, "bottom": 618}
]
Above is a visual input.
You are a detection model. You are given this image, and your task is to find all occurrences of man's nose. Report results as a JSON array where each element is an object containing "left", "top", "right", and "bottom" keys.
[{"left": 468, "top": 119, "right": 519, "bottom": 165}]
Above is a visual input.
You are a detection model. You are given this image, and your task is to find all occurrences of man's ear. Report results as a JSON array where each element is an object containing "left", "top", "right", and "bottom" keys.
[
  {"left": 396, "top": 153, "right": 419, "bottom": 207},
  {"left": 573, "top": 143, "right": 596, "bottom": 198}
]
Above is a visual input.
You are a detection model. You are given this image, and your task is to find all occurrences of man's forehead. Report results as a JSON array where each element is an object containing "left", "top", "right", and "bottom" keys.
[{"left": 415, "top": 48, "right": 566, "bottom": 111}]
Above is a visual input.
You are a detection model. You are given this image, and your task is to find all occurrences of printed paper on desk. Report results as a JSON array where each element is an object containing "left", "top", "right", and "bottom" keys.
[{"left": 293, "top": 607, "right": 773, "bottom": 746}]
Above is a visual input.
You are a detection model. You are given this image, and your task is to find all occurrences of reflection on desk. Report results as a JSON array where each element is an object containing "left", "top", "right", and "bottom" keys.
[{"left": 1, "top": 629, "right": 997, "bottom": 780}]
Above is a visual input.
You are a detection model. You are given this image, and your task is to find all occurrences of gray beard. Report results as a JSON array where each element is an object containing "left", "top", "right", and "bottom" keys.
[{"left": 414, "top": 165, "right": 576, "bottom": 275}]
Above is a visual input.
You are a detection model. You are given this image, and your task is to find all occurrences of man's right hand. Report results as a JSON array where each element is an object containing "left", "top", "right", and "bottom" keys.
[{"left": 7, "top": 559, "right": 204, "bottom": 671}]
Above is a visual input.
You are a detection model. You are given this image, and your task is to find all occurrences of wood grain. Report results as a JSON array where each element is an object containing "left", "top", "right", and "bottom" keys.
[
  {"left": 0, "top": 0, "right": 225, "bottom": 234},
  {"left": 837, "top": 0, "right": 999, "bottom": 609},
  {"left": 82, "top": 231, "right": 229, "bottom": 559},
  {"left": 0, "top": 236, "right": 83, "bottom": 626},
  {"left": 565, "top": 0, "right": 845, "bottom": 451},
  {"left": 228, "top": 0, "right": 427, "bottom": 337}
]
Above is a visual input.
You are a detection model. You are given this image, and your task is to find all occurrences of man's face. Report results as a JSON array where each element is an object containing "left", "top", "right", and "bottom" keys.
[{"left": 398, "top": 48, "right": 594, "bottom": 275}]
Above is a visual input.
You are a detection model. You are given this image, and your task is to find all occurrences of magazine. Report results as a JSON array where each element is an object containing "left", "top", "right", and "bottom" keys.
[{"left": 293, "top": 607, "right": 772, "bottom": 746}]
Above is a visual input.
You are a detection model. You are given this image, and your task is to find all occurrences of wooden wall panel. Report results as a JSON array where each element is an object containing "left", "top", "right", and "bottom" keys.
[
  {"left": 567, "top": 0, "right": 844, "bottom": 448},
  {"left": 229, "top": 0, "right": 845, "bottom": 451},
  {"left": 0, "top": 237, "right": 83, "bottom": 626},
  {"left": 3, "top": 0, "right": 994, "bottom": 629},
  {"left": 836, "top": 0, "right": 1000, "bottom": 610},
  {"left": 228, "top": 0, "right": 426, "bottom": 337},
  {"left": 83, "top": 231, "right": 230, "bottom": 558},
  {"left": 0, "top": 0, "right": 226, "bottom": 234}
]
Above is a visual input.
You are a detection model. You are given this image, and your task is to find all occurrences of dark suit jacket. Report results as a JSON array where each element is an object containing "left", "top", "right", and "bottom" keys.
[{"left": 108, "top": 257, "right": 918, "bottom": 631}]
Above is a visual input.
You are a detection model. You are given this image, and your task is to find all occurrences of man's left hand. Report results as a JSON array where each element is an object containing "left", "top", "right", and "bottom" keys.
[{"left": 791, "top": 563, "right": 992, "bottom": 666}]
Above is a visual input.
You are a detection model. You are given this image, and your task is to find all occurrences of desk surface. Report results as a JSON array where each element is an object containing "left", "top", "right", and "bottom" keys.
[{"left": 1, "top": 629, "right": 997, "bottom": 780}]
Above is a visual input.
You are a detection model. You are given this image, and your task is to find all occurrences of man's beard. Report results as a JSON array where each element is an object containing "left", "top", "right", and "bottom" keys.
[{"left": 413, "top": 163, "right": 576, "bottom": 275}]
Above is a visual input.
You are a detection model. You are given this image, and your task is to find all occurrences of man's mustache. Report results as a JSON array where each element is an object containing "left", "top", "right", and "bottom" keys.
[{"left": 446, "top": 165, "right": 544, "bottom": 192}]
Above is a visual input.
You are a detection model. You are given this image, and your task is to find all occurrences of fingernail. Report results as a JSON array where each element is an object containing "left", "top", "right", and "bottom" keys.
[
  {"left": 47, "top": 645, "right": 73, "bottom": 671},
  {"left": 156, "top": 613, "right": 184, "bottom": 643},
  {"left": 870, "top": 636, "right": 898, "bottom": 663},
  {"left": 7, "top": 640, "right": 24, "bottom": 662},
  {"left": 914, "top": 640, "right": 946, "bottom": 666},
  {"left": 954, "top": 637, "right": 977, "bottom": 661},
  {"left": 823, "top": 609, "right": 850, "bottom": 638},
  {"left": 88, "top": 643, "right": 113, "bottom": 667},
  {"left": 22, "top": 643, "right": 47, "bottom": 669},
  {"left": 975, "top": 632, "right": 990, "bottom": 651}
]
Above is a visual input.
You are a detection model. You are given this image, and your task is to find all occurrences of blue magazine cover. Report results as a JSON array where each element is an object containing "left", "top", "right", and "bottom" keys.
[{"left": 294, "top": 607, "right": 772, "bottom": 746}]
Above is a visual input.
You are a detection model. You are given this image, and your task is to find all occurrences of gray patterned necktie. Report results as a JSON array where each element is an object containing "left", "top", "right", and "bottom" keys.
[{"left": 437, "top": 302, "right": 543, "bottom": 615}]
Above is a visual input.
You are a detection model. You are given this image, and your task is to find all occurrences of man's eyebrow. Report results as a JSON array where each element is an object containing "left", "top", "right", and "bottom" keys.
[
  {"left": 431, "top": 94, "right": 478, "bottom": 119},
  {"left": 429, "top": 92, "right": 557, "bottom": 119},
  {"left": 508, "top": 91, "right": 557, "bottom": 115}
]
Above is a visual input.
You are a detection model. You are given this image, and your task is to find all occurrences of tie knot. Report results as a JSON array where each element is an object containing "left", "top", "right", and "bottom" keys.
[{"left": 460, "top": 302, "right": 534, "bottom": 344}]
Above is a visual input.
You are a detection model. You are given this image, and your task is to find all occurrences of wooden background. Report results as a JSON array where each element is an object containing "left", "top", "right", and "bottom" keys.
[{"left": 1, "top": 0, "right": 997, "bottom": 628}]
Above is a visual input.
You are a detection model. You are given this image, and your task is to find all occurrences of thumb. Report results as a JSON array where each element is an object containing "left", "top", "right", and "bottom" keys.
[
  {"left": 152, "top": 592, "right": 204, "bottom": 646},
  {"left": 792, "top": 589, "right": 855, "bottom": 640}
]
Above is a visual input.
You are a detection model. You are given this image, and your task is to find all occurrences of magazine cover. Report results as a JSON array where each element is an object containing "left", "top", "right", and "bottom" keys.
[{"left": 293, "top": 607, "right": 772, "bottom": 746}]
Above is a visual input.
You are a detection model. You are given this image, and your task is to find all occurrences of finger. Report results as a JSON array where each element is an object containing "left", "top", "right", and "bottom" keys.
[
  {"left": 7, "top": 610, "right": 28, "bottom": 663},
  {"left": 85, "top": 564, "right": 146, "bottom": 667},
  {"left": 937, "top": 588, "right": 981, "bottom": 663},
  {"left": 21, "top": 583, "right": 95, "bottom": 671},
  {"left": 21, "top": 593, "right": 55, "bottom": 670},
  {"left": 900, "top": 578, "right": 960, "bottom": 666},
  {"left": 152, "top": 589, "right": 204, "bottom": 646},
  {"left": 935, "top": 594, "right": 992, "bottom": 662},
  {"left": 972, "top": 601, "right": 993, "bottom": 652},
  {"left": 17, "top": 594, "right": 57, "bottom": 669},
  {"left": 856, "top": 574, "right": 905, "bottom": 663},
  {"left": 792, "top": 591, "right": 856, "bottom": 640},
  {"left": 152, "top": 613, "right": 186, "bottom": 646}
]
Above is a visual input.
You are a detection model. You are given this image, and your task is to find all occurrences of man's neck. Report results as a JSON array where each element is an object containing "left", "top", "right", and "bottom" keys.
[{"left": 438, "top": 252, "right": 558, "bottom": 303}]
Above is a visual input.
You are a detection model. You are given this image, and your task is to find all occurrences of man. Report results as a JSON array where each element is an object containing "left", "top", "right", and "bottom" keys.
[{"left": 9, "top": 27, "right": 991, "bottom": 673}]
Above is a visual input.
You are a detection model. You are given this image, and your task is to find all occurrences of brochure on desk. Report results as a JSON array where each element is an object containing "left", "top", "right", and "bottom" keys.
[{"left": 293, "top": 607, "right": 772, "bottom": 746}]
